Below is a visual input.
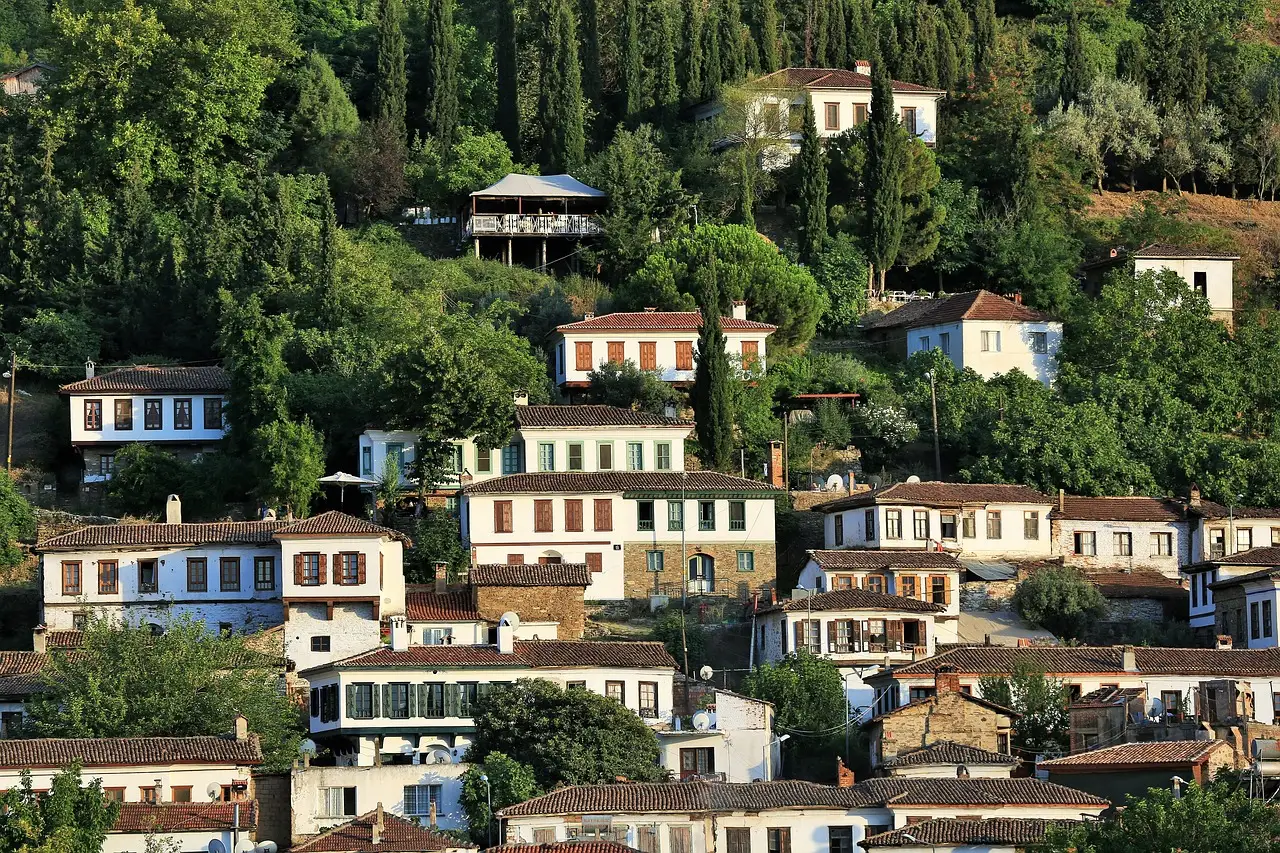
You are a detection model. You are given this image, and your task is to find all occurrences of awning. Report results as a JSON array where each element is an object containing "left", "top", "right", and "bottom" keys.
[
  {"left": 471, "top": 173, "right": 606, "bottom": 198},
  {"left": 960, "top": 558, "right": 1018, "bottom": 581}
]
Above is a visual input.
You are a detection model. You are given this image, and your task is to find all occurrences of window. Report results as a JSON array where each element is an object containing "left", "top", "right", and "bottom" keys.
[
  {"left": 100, "top": 787, "right": 125, "bottom": 802},
  {"left": 83, "top": 400, "right": 103, "bottom": 431},
  {"left": 575, "top": 341, "right": 593, "bottom": 371},
  {"left": 864, "top": 509, "right": 876, "bottom": 540},
  {"left": 668, "top": 501, "right": 684, "bottom": 531},
  {"left": 311, "top": 636, "right": 331, "bottom": 652},
  {"left": 1192, "top": 574, "right": 1200, "bottom": 608},
  {"left": 1113, "top": 531, "right": 1133, "bottom": 557},
  {"left": 533, "top": 829, "right": 557, "bottom": 844},
  {"left": 824, "top": 101, "right": 839, "bottom": 130},
  {"left": 866, "top": 573, "right": 884, "bottom": 593},
  {"left": 138, "top": 559, "right": 158, "bottom": 593},
  {"left": 140, "top": 787, "right": 158, "bottom": 804},
  {"left": 72, "top": 612, "right": 87, "bottom": 630},
  {"left": 886, "top": 509, "right": 902, "bottom": 539},
  {"left": 61, "top": 561, "right": 81, "bottom": 595},
  {"left": 913, "top": 509, "right": 929, "bottom": 540},
  {"left": 599, "top": 442, "right": 613, "bottom": 470},
  {"left": 656, "top": 442, "right": 673, "bottom": 471},
  {"left": 1031, "top": 331, "right": 1048, "bottom": 354},
  {"left": 1023, "top": 511, "right": 1039, "bottom": 540},
  {"left": 114, "top": 399, "right": 132, "bottom": 430},
  {"left": 636, "top": 828, "right": 658, "bottom": 853},
  {"left": 384, "top": 683, "right": 410, "bottom": 718},
  {"left": 1210, "top": 528, "right": 1226, "bottom": 559},
  {"left": 638, "top": 501, "right": 655, "bottom": 531},
  {"left": 987, "top": 510, "right": 1002, "bottom": 539},
  {"left": 833, "top": 514, "right": 844, "bottom": 545},
  {"left": 144, "top": 398, "right": 162, "bottom": 430},
  {"left": 538, "top": 442, "right": 555, "bottom": 472},
  {"left": 639, "top": 681, "right": 658, "bottom": 717},
  {"left": 726, "top": 828, "right": 752, "bottom": 853},
  {"left": 1193, "top": 270, "right": 1208, "bottom": 298},
  {"left": 1073, "top": 531, "right": 1096, "bottom": 556},
  {"left": 1151, "top": 532, "right": 1173, "bottom": 556},
  {"left": 385, "top": 442, "right": 405, "bottom": 472},
  {"left": 909, "top": 687, "right": 936, "bottom": 702},
  {"left": 320, "top": 787, "right": 356, "bottom": 818},
  {"left": 1238, "top": 527, "right": 1254, "bottom": 551},
  {"left": 996, "top": 733, "right": 1010, "bottom": 754},
  {"left": 742, "top": 340, "right": 760, "bottom": 369},
  {"left": 627, "top": 442, "right": 644, "bottom": 470},
  {"left": 730, "top": 500, "right": 746, "bottom": 531},
  {"left": 929, "top": 575, "right": 948, "bottom": 605},
  {"left": 255, "top": 556, "right": 275, "bottom": 591},
  {"left": 768, "top": 827, "right": 791, "bottom": 853},
  {"left": 594, "top": 498, "right": 613, "bottom": 531},
  {"left": 458, "top": 682, "right": 480, "bottom": 717},
  {"left": 586, "top": 552, "right": 602, "bottom": 573},
  {"left": 534, "top": 500, "right": 553, "bottom": 532},
  {"left": 299, "top": 553, "right": 321, "bottom": 585},
  {"left": 1273, "top": 527, "right": 1280, "bottom": 547},
  {"left": 361, "top": 446, "right": 373, "bottom": 475},
  {"left": 853, "top": 103, "right": 868, "bottom": 124},
  {"left": 900, "top": 106, "right": 918, "bottom": 136},
  {"left": 567, "top": 442, "right": 584, "bottom": 471},
  {"left": 99, "top": 454, "right": 115, "bottom": 478},
  {"left": 558, "top": 498, "right": 582, "bottom": 532},
  {"left": 829, "top": 827, "right": 854, "bottom": 853},
  {"left": 940, "top": 512, "right": 958, "bottom": 540},
  {"left": 502, "top": 443, "right": 521, "bottom": 474},
  {"left": 220, "top": 557, "right": 241, "bottom": 591},
  {"left": 474, "top": 446, "right": 491, "bottom": 474},
  {"left": 699, "top": 501, "right": 716, "bottom": 531},
  {"left": 737, "top": 551, "right": 755, "bottom": 572},
  {"left": 1252, "top": 602, "right": 1262, "bottom": 640},
  {"left": 423, "top": 627, "right": 453, "bottom": 644},
  {"left": 494, "top": 501, "right": 513, "bottom": 533},
  {"left": 796, "top": 620, "right": 820, "bottom": 654},
  {"left": 403, "top": 784, "right": 442, "bottom": 816},
  {"left": 605, "top": 681, "right": 625, "bottom": 703},
  {"left": 174, "top": 399, "right": 192, "bottom": 430},
  {"left": 679, "top": 747, "right": 715, "bottom": 780},
  {"left": 204, "top": 397, "right": 223, "bottom": 430},
  {"left": 98, "top": 560, "right": 118, "bottom": 594},
  {"left": 831, "top": 619, "right": 853, "bottom": 653},
  {"left": 919, "top": 335, "right": 930, "bottom": 352},
  {"left": 639, "top": 341, "right": 657, "bottom": 370},
  {"left": 607, "top": 341, "right": 625, "bottom": 363},
  {"left": 336, "top": 552, "right": 358, "bottom": 585},
  {"left": 556, "top": 343, "right": 563, "bottom": 376},
  {"left": 900, "top": 576, "right": 918, "bottom": 599},
  {"left": 449, "top": 444, "right": 463, "bottom": 473},
  {"left": 939, "top": 332, "right": 951, "bottom": 355},
  {"left": 1160, "top": 690, "right": 1181, "bottom": 718},
  {"left": 187, "top": 557, "right": 208, "bottom": 592},
  {"left": 422, "top": 683, "right": 446, "bottom": 717},
  {"left": 647, "top": 550, "right": 664, "bottom": 573},
  {"left": 762, "top": 102, "right": 781, "bottom": 133},
  {"left": 980, "top": 330, "right": 1001, "bottom": 352},
  {"left": 676, "top": 340, "right": 694, "bottom": 371},
  {"left": 1266, "top": 600, "right": 1274, "bottom": 638},
  {"left": 961, "top": 510, "right": 976, "bottom": 539}
]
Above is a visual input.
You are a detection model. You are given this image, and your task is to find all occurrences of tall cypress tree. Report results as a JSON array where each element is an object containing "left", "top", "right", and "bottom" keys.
[
  {"left": 847, "top": 0, "right": 872, "bottom": 65},
  {"left": 759, "top": 0, "right": 782, "bottom": 72},
  {"left": 971, "top": 0, "right": 996, "bottom": 79},
  {"left": 914, "top": 5, "right": 938, "bottom": 88},
  {"left": 374, "top": 0, "right": 408, "bottom": 141},
  {"left": 678, "top": 0, "right": 704, "bottom": 104},
  {"left": 692, "top": 257, "right": 733, "bottom": 472},
  {"left": 1183, "top": 32, "right": 1208, "bottom": 114},
  {"left": 718, "top": 0, "right": 746, "bottom": 84},
  {"left": 497, "top": 0, "right": 520, "bottom": 158},
  {"left": 813, "top": 0, "right": 830, "bottom": 66},
  {"left": 1148, "top": 4, "right": 1185, "bottom": 112},
  {"left": 942, "top": 0, "right": 972, "bottom": 81},
  {"left": 423, "top": 0, "right": 460, "bottom": 152},
  {"left": 580, "top": 0, "right": 603, "bottom": 109},
  {"left": 1059, "top": 3, "right": 1087, "bottom": 107},
  {"left": 829, "top": 0, "right": 848, "bottom": 69},
  {"left": 1115, "top": 36, "right": 1147, "bottom": 95},
  {"left": 540, "top": 0, "right": 586, "bottom": 173},
  {"left": 797, "top": 98, "right": 828, "bottom": 263},
  {"left": 621, "top": 0, "right": 645, "bottom": 120},
  {"left": 654, "top": 0, "right": 681, "bottom": 121},
  {"left": 864, "top": 57, "right": 906, "bottom": 293},
  {"left": 935, "top": 18, "right": 959, "bottom": 91},
  {"left": 702, "top": 3, "right": 722, "bottom": 99}
]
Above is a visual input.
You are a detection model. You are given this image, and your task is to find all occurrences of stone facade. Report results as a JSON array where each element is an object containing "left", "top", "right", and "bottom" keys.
[
  {"left": 475, "top": 585, "right": 586, "bottom": 639},
  {"left": 250, "top": 772, "right": 290, "bottom": 845},
  {"left": 621, "top": 541, "right": 776, "bottom": 599},
  {"left": 868, "top": 671, "right": 1016, "bottom": 769},
  {"left": 1103, "top": 597, "right": 1166, "bottom": 622}
]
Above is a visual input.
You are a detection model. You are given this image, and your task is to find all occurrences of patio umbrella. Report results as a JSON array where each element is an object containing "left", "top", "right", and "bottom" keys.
[{"left": 317, "top": 471, "right": 377, "bottom": 507}]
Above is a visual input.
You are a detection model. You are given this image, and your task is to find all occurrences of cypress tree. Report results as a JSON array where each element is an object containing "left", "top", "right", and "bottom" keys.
[
  {"left": 374, "top": 0, "right": 408, "bottom": 142},
  {"left": 971, "top": 0, "right": 997, "bottom": 79},
  {"left": 935, "top": 18, "right": 959, "bottom": 91},
  {"left": 759, "top": 0, "right": 782, "bottom": 72},
  {"left": 423, "top": 0, "right": 460, "bottom": 152},
  {"left": 942, "top": 0, "right": 971, "bottom": 80},
  {"left": 1115, "top": 36, "right": 1147, "bottom": 95},
  {"left": 654, "top": 1, "right": 681, "bottom": 121},
  {"left": 702, "top": 3, "right": 722, "bottom": 100},
  {"left": 735, "top": 149, "right": 756, "bottom": 228},
  {"left": 718, "top": 0, "right": 746, "bottom": 84},
  {"left": 678, "top": 0, "right": 704, "bottom": 104},
  {"left": 580, "top": 0, "right": 603, "bottom": 108},
  {"left": 847, "top": 0, "right": 873, "bottom": 66},
  {"left": 1184, "top": 32, "right": 1208, "bottom": 114},
  {"left": 539, "top": 0, "right": 586, "bottom": 173},
  {"left": 692, "top": 255, "right": 734, "bottom": 472},
  {"left": 797, "top": 98, "right": 828, "bottom": 264},
  {"left": 813, "top": 0, "right": 830, "bottom": 67},
  {"left": 621, "top": 0, "right": 645, "bottom": 120},
  {"left": 914, "top": 5, "right": 938, "bottom": 88},
  {"left": 1148, "top": 5, "right": 1185, "bottom": 113},
  {"left": 829, "top": 0, "right": 848, "bottom": 69},
  {"left": 1059, "top": 3, "right": 1087, "bottom": 108},
  {"left": 497, "top": 0, "right": 520, "bottom": 158},
  {"left": 893, "top": 4, "right": 916, "bottom": 82},
  {"left": 864, "top": 57, "right": 906, "bottom": 293}
]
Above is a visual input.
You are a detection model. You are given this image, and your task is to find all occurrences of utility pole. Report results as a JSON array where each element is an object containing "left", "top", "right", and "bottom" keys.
[
  {"left": 5, "top": 352, "right": 16, "bottom": 471},
  {"left": 926, "top": 371, "right": 941, "bottom": 480}
]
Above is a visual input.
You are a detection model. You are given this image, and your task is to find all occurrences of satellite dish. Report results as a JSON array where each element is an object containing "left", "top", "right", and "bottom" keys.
[
  {"left": 258, "top": 843, "right": 278, "bottom": 853},
  {"left": 825, "top": 474, "right": 843, "bottom": 491},
  {"left": 499, "top": 611, "right": 521, "bottom": 629},
  {"left": 400, "top": 742, "right": 416, "bottom": 756},
  {"left": 299, "top": 738, "right": 318, "bottom": 757},
  {"left": 692, "top": 711, "right": 713, "bottom": 731},
  {"left": 209, "top": 841, "right": 228, "bottom": 853},
  {"left": 236, "top": 840, "right": 256, "bottom": 853},
  {"left": 206, "top": 783, "right": 222, "bottom": 801},
  {"left": 698, "top": 665, "right": 714, "bottom": 681},
  {"left": 1149, "top": 698, "right": 1165, "bottom": 719},
  {"left": 429, "top": 748, "right": 454, "bottom": 765},
  {"left": 905, "top": 475, "right": 922, "bottom": 484}
]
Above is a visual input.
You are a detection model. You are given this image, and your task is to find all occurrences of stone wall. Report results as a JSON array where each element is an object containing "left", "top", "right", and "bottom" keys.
[
  {"left": 960, "top": 580, "right": 1018, "bottom": 612},
  {"left": 1103, "top": 598, "right": 1166, "bottom": 622},
  {"left": 877, "top": 690, "right": 1011, "bottom": 763},
  {"left": 476, "top": 585, "right": 585, "bottom": 638},
  {"left": 251, "top": 772, "right": 291, "bottom": 848},
  {"left": 621, "top": 542, "right": 776, "bottom": 599}
]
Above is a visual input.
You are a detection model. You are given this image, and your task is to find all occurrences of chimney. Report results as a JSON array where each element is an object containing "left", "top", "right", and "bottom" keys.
[
  {"left": 768, "top": 440, "right": 784, "bottom": 489},
  {"left": 644, "top": 306, "right": 657, "bottom": 312},
  {"left": 31, "top": 625, "right": 46, "bottom": 654},
  {"left": 583, "top": 312, "right": 595, "bottom": 321},
  {"left": 513, "top": 390, "right": 529, "bottom": 406},
  {"left": 373, "top": 802, "right": 384, "bottom": 845},
  {"left": 1058, "top": 489, "right": 1065, "bottom": 513},
  {"left": 664, "top": 404, "right": 678, "bottom": 419},
  {"left": 1217, "top": 634, "right": 1234, "bottom": 650},
  {"left": 154, "top": 780, "right": 164, "bottom": 804},
  {"left": 84, "top": 360, "right": 96, "bottom": 379},
  {"left": 497, "top": 621, "right": 515, "bottom": 654},
  {"left": 234, "top": 713, "right": 249, "bottom": 741},
  {"left": 1190, "top": 484, "right": 1202, "bottom": 509},
  {"left": 732, "top": 300, "right": 748, "bottom": 321},
  {"left": 933, "top": 665, "right": 961, "bottom": 696},
  {"left": 429, "top": 800, "right": 438, "bottom": 829},
  {"left": 1110, "top": 247, "right": 1119, "bottom": 258},
  {"left": 1016, "top": 638, "right": 1032, "bottom": 648},
  {"left": 835, "top": 757, "right": 856, "bottom": 787},
  {"left": 956, "top": 765, "right": 970, "bottom": 779},
  {"left": 433, "top": 561, "right": 448, "bottom": 595},
  {"left": 390, "top": 616, "right": 409, "bottom": 652},
  {"left": 165, "top": 494, "right": 182, "bottom": 525},
  {"left": 1012, "top": 291, "right": 1023, "bottom": 305},
  {"left": 1122, "top": 644, "right": 1137, "bottom": 673},
  {"left": 854, "top": 59, "right": 871, "bottom": 75}
]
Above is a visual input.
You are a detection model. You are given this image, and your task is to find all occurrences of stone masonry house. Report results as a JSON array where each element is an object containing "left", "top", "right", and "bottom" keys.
[
  {"left": 1068, "top": 686, "right": 1148, "bottom": 752},
  {"left": 1185, "top": 547, "right": 1280, "bottom": 639},
  {"left": 882, "top": 741, "right": 1020, "bottom": 779},
  {"left": 1050, "top": 494, "right": 1192, "bottom": 577}
]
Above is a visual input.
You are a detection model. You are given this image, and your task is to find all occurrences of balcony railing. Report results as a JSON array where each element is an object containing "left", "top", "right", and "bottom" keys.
[{"left": 467, "top": 213, "right": 603, "bottom": 237}]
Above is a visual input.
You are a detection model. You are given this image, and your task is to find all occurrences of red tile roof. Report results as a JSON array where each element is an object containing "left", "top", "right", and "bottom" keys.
[
  {"left": 0, "top": 651, "right": 51, "bottom": 698},
  {"left": 470, "top": 564, "right": 592, "bottom": 587},
  {"left": 1089, "top": 571, "right": 1185, "bottom": 600},
  {"left": 556, "top": 312, "right": 776, "bottom": 332},
  {"left": 817, "top": 482, "right": 1052, "bottom": 513},
  {"left": 1133, "top": 244, "right": 1239, "bottom": 260},
  {"left": 758, "top": 588, "right": 944, "bottom": 614},
  {"left": 46, "top": 630, "right": 84, "bottom": 648},
  {"left": 861, "top": 290, "right": 1052, "bottom": 330},
  {"left": 515, "top": 405, "right": 692, "bottom": 429},
  {"left": 868, "top": 690, "right": 1020, "bottom": 723},
  {"left": 489, "top": 844, "right": 639, "bottom": 853},
  {"left": 861, "top": 818, "right": 1075, "bottom": 848},
  {"left": 60, "top": 366, "right": 230, "bottom": 395},
  {"left": 114, "top": 802, "right": 258, "bottom": 834},
  {"left": 39, "top": 512, "right": 405, "bottom": 550},
  {"left": 752, "top": 66, "right": 944, "bottom": 94},
  {"left": 277, "top": 511, "right": 410, "bottom": 542},
  {"left": 887, "top": 741, "right": 1019, "bottom": 767},
  {"left": 1197, "top": 545, "right": 1280, "bottom": 566},
  {"left": 292, "top": 811, "right": 474, "bottom": 852},
  {"left": 1190, "top": 501, "right": 1280, "bottom": 521},
  {"left": 808, "top": 550, "right": 963, "bottom": 571},
  {"left": 310, "top": 641, "right": 677, "bottom": 673},
  {"left": 1053, "top": 496, "right": 1187, "bottom": 522},
  {"left": 462, "top": 471, "right": 779, "bottom": 495},
  {"left": 1209, "top": 566, "right": 1280, "bottom": 590},
  {"left": 1038, "top": 740, "right": 1232, "bottom": 771},
  {"left": 0, "top": 735, "right": 263, "bottom": 768},
  {"left": 405, "top": 590, "right": 482, "bottom": 621},
  {"left": 884, "top": 645, "right": 1280, "bottom": 677},
  {"left": 1071, "top": 686, "right": 1146, "bottom": 709}
]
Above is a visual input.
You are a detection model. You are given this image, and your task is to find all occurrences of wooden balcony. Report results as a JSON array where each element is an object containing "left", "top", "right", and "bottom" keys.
[{"left": 467, "top": 213, "right": 603, "bottom": 237}]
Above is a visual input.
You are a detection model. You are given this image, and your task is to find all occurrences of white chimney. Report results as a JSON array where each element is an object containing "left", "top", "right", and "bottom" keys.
[
  {"left": 165, "top": 494, "right": 182, "bottom": 525},
  {"left": 390, "top": 616, "right": 409, "bottom": 652},
  {"left": 497, "top": 622, "right": 515, "bottom": 654},
  {"left": 513, "top": 390, "right": 529, "bottom": 406},
  {"left": 854, "top": 60, "right": 871, "bottom": 75},
  {"left": 372, "top": 802, "right": 384, "bottom": 845},
  {"left": 234, "top": 713, "right": 249, "bottom": 741},
  {"left": 731, "top": 300, "right": 748, "bottom": 321},
  {"left": 84, "top": 360, "right": 96, "bottom": 379},
  {"left": 1122, "top": 645, "right": 1137, "bottom": 673},
  {"left": 583, "top": 312, "right": 595, "bottom": 321},
  {"left": 31, "top": 625, "right": 47, "bottom": 653}
]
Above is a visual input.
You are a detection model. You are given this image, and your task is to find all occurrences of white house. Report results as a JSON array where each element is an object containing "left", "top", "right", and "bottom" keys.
[
  {"left": 796, "top": 550, "right": 963, "bottom": 634},
  {"left": 1050, "top": 494, "right": 1192, "bottom": 578},
  {"left": 60, "top": 365, "right": 230, "bottom": 483},
  {"left": 861, "top": 291, "right": 1063, "bottom": 385},
  {"left": 551, "top": 307, "right": 775, "bottom": 390},
  {"left": 659, "top": 682, "right": 779, "bottom": 784},
  {"left": 104, "top": 802, "right": 260, "bottom": 853},
  {"left": 291, "top": 761, "right": 471, "bottom": 836},
  {"left": 1133, "top": 245, "right": 1238, "bottom": 325},
  {"left": 460, "top": 471, "right": 779, "bottom": 601},
  {"left": 496, "top": 778, "right": 1105, "bottom": 852},
  {"left": 1208, "top": 565, "right": 1280, "bottom": 649},
  {"left": 815, "top": 483, "right": 1054, "bottom": 561}
]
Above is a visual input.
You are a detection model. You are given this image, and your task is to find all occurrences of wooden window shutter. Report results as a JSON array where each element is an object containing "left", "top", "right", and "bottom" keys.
[
  {"left": 826, "top": 622, "right": 836, "bottom": 653},
  {"left": 586, "top": 552, "right": 602, "bottom": 573},
  {"left": 675, "top": 341, "right": 693, "bottom": 371},
  {"left": 345, "top": 684, "right": 356, "bottom": 717},
  {"left": 888, "top": 620, "right": 904, "bottom": 646},
  {"left": 575, "top": 341, "right": 593, "bottom": 371},
  {"left": 293, "top": 554, "right": 304, "bottom": 584},
  {"left": 594, "top": 499, "right": 612, "bottom": 531},
  {"left": 944, "top": 574, "right": 952, "bottom": 606},
  {"left": 640, "top": 341, "right": 657, "bottom": 370},
  {"left": 608, "top": 341, "right": 625, "bottom": 363},
  {"left": 318, "top": 553, "right": 327, "bottom": 582},
  {"left": 332, "top": 554, "right": 340, "bottom": 584},
  {"left": 793, "top": 621, "right": 803, "bottom": 652},
  {"left": 357, "top": 553, "right": 367, "bottom": 584}
]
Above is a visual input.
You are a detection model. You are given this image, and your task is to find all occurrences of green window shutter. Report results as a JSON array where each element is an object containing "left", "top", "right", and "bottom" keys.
[
  {"left": 372, "top": 684, "right": 382, "bottom": 718},
  {"left": 408, "top": 683, "right": 420, "bottom": 717},
  {"left": 444, "top": 683, "right": 460, "bottom": 717},
  {"left": 346, "top": 684, "right": 356, "bottom": 717}
]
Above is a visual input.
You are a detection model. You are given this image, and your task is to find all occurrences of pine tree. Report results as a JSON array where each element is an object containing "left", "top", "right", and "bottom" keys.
[
  {"left": 798, "top": 98, "right": 828, "bottom": 263},
  {"left": 678, "top": 0, "right": 704, "bottom": 104},
  {"left": 702, "top": 3, "right": 722, "bottom": 99},
  {"left": 374, "top": 0, "right": 408, "bottom": 141},
  {"left": 580, "top": 0, "right": 603, "bottom": 108},
  {"left": 539, "top": 0, "right": 586, "bottom": 173},
  {"left": 864, "top": 57, "right": 906, "bottom": 292},
  {"left": 653, "top": 1, "right": 681, "bottom": 121},
  {"left": 621, "top": 0, "right": 645, "bottom": 120},
  {"left": 1059, "top": 3, "right": 1087, "bottom": 108},
  {"left": 718, "top": 0, "right": 746, "bottom": 84},
  {"left": 971, "top": 0, "right": 997, "bottom": 79},
  {"left": 758, "top": 0, "right": 782, "bottom": 72},
  {"left": 423, "top": 0, "right": 460, "bottom": 152},
  {"left": 692, "top": 256, "right": 733, "bottom": 472},
  {"left": 497, "top": 0, "right": 520, "bottom": 158}
]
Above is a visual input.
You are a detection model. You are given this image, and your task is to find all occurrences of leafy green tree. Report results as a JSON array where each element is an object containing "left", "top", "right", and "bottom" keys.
[
  {"left": 864, "top": 57, "right": 906, "bottom": 291},
  {"left": 16, "top": 308, "right": 100, "bottom": 380},
  {"left": 1047, "top": 77, "right": 1159, "bottom": 193},
  {"left": 459, "top": 753, "right": 540, "bottom": 846},
  {"left": 741, "top": 652, "right": 849, "bottom": 777},
  {"left": 978, "top": 660, "right": 1069, "bottom": 754},
  {"left": 27, "top": 617, "right": 303, "bottom": 772},
  {"left": 1058, "top": 3, "right": 1087, "bottom": 108},
  {"left": 106, "top": 444, "right": 189, "bottom": 517},
  {"left": 495, "top": 0, "right": 520, "bottom": 158},
  {"left": 1012, "top": 565, "right": 1106, "bottom": 641},
  {"left": 797, "top": 98, "right": 828, "bottom": 264},
  {"left": 0, "top": 470, "right": 34, "bottom": 570},
  {"left": 217, "top": 292, "right": 289, "bottom": 455},
  {"left": 539, "top": 0, "right": 585, "bottom": 173},
  {"left": 404, "top": 510, "right": 470, "bottom": 583},
  {"left": 811, "top": 234, "right": 869, "bottom": 333},
  {"left": 693, "top": 262, "right": 734, "bottom": 471},
  {"left": 374, "top": 0, "right": 408, "bottom": 142},
  {"left": 0, "top": 765, "right": 119, "bottom": 853},
  {"left": 651, "top": 609, "right": 709, "bottom": 674},
  {"left": 347, "top": 117, "right": 409, "bottom": 218},
  {"left": 407, "top": 127, "right": 534, "bottom": 211},
  {"left": 254, "top": 418, "right": 325, "bottom": 518},
  {"left": 422, "top": 0, "right": 460, "bottom": 153},
  {"left": 284, "top": 51, "right": 360, "bottom": 173},
  {"left": 583, "top": 359, "right": 682, "bottom": 414}
]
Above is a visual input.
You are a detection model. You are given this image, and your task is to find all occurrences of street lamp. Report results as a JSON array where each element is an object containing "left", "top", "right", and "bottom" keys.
[
  {"left": 480, "top": 773, "right": 493, "bottom": 846},
  {"left": 923, "top": 371, "right": 942, "bottom": 480}
]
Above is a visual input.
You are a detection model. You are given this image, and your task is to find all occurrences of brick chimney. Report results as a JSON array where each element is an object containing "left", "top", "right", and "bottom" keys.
[
  {"left": 768, "top": 440, "right": 784, "bottom": 489},
  {"left": 854, "top": 59, "right": 871, "bottom": 75},
  {"left": 934, "top": 665, "right": 961, "bottom": 696},
  {"left": 1190, "top": 483, "right": 1202, "bottom": 509},
  {"left": 1122, "top": 645, "right": 1137, "bottom": 673},
  {"left": 372, "top": 803, "right": 384, "bottom": 845},
  {"left": 836, "top": 757, "right": 856, "bottom": 787},
  {"left": 434, "top": 561, "right": 448, "bottom": 595},
  {"left": 1012, "top": 292, "right": 1023, "bottom": 305},
  {"left": 234, "top": 714, "right": 249, "bottom": 741}
]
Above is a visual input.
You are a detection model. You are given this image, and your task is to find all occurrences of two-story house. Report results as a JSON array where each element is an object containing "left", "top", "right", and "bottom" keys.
[
  {"left": 861, "top": 291, "right": 1063, "bottom": 385},
  {"left": 815, "top": 482, "right": 1054, "bottom": 561},
  {"left": 1133, "top": 245, "right": 1238, "bottom": 326},
  {"left": 460, "top": 471, "right": 779, "bottom": 601},
  {"left": 1185, "top": 487, "right": 1280, "bottom": 562},
  {"left": 795, "top": 550, "right": 963, "bottom": 639},
  {"left": 1208, "top": 565, "right": 1280, "bottom": 649},
  {"left": 551, "top": 307, "right": 775, "bottom": 390},
  {"left": 1050, "top": 494, "right": 1192, "bottom": 578},
  {"left": 60, "top": 365, "right": 230, "bottom": 483}
]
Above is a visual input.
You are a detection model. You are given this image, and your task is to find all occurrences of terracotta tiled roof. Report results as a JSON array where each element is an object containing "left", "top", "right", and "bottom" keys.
[
  {"left": 405, "top": 590, "right": 482, "bottom": 621},
  {"left": 46, "top": 630, "right": 84, "bottom": 649},
  {"left": 808, "top": 550, "right": 963, "bottom": 571},
  {"left": 887, "top": 741, "right": 1019, "bottom": 767},
  {"left": 556, "top": 312, "right": 776, "bottom": 332},
  {"left": 276, "top": 511, "right": 410, "bottom": 542},
  {"left": 1072, "top": 686, "right": 1146, "bottom": 708},
  {"left": 758, "top": 588, "right": 944, "bottom": 614},
  {"left": 752, "top": 67, "right": 943, "bottom": 94},
  {"left": 1197, "top": 545, "right": 1280, "bottom": 566},
  {"left": 470, "top": 564, "right": 592, "bottom": 587},
  {"left": 516, "top": 405, "right": 692, "bottom": 429},
  {"left": 1191, "top": 501, "right": 1280, "bottom": 521},
  {"left": 0, "top": 651, "right": 51, "bottom": 698},
  {"left": 884, "top": 645, "right": 1280, "bottom": 677},
  {"left": 60, "top": 366, "right": 230, "bottom": 395},
  {"left": 292, "top": 811, "right": 474, "bottom": 852},
  {"left": 1089, "top": 570, "right": 1184, "bottom": 599},
  {"left": 846, "top": 777, "right": 1105, "bottom": 807},
  {"left": 861, "top": 818, "right": 1075, "bottom": 848},
  {"left": 1053, "top": 496, "right": 1187, "bottom": 522},
  {"left": 817, "top": 482, "right": 1052, "bottom": 513},
  {"left": 1209, "top": 566, "right": 1280, "bottom": 590},
  {"left": 114, "top": 802, "right": 258, "bottom": 834},
  {"left": 462, "top": 471, "right": 779, "bottom": 495},
  {"left": 0, "top": 735, "right": 263, "bottom": 768},
  {"left": 1133, "top": 244, "right": 1239, "bottom": 260},
  {"left": 311, "top": 641, "right": 676, "bottom": 673},
  {"left": 861, "top": 291, "right": 1052, "bottom": 331},
  {"left": 1038, "top": 741, "right": 1231, "bottom": 771},
  {"left": 489, "top": 844, "right": 640, "bottom": 853},
  {"left": 39, "top": 520, "right": 287, "bottom": 550}
]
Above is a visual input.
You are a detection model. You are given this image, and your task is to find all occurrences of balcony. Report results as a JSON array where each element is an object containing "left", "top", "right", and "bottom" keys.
[{"left": 466, "top": 213, "right": 603, "bottom": 237}]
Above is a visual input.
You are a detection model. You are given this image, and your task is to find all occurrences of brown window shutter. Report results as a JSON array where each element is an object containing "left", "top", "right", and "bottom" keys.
[
  {"left": 494, "top": 502, "right": 506, "bottom": 533},
  {"left": 357, "top": 553, "right": 367, "bottom": 584},
  {"left": 293, "top": 554, "right": 304, "bottom": 585},
  {"left": 332, "top": 554, "right": 340, "bottom": 584},
  {"left": 793, "top": 621, "right": 803, "bottom": 652},
  {"left": 640, "top": 342, "right": 657, "bottom": 370},
  {"left": 594, "top": 499, "right": 612, "bottom": 531},
  {"left": 826, "top": 622, "right": 836, "bottom": 653},
  {"left": 675, "top": 341, "right": 693, "bottom": 371},
  {"left": 586, "top": 552, "right": 602, "bottom": 572},
  {"left": 507, "top": 554, "right": 524, "bottom": 565},
  {"left": 944, "top": 574, "right": 952, "bottom": 606},
  {"left": 318, "top": 553, "right": 327, "bottom": 583}
]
